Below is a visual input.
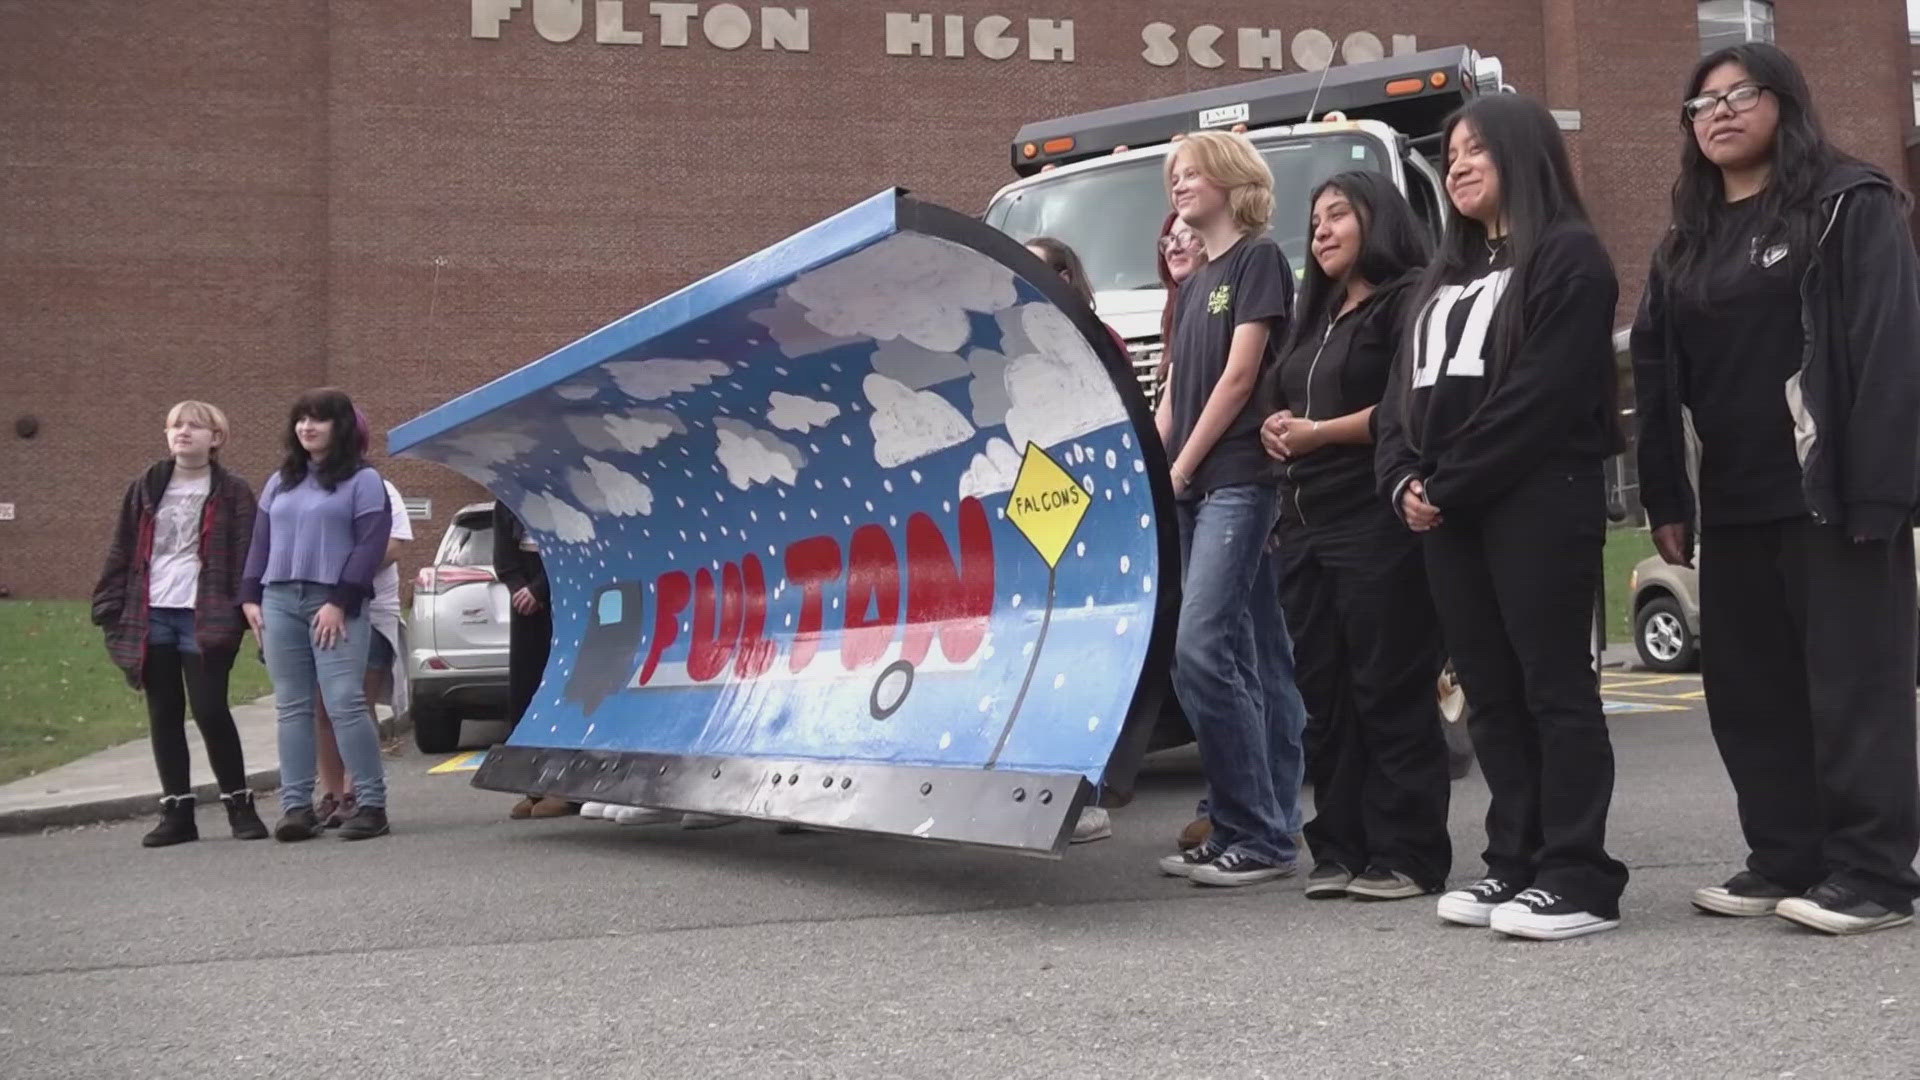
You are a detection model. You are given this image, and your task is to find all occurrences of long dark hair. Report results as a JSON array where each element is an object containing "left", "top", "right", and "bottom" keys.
[
  {"left": 1155, "top": 211, "right": 1183, "bottom": 390},
  {"left": 1025, "top": 236, "right": 1095, "bottom": 306},
  {"left": 1657, "top": 43, "right": 1852, "bottom": 302},
  {"left": 1407, "top": 93, "right": 1589, "bottom": 381},
  {"left": 1284, "top": 170, "right": 1430, "bottom": 355},
  {"left": 279, "top": 387, "right": 366, "bottom": 492}
]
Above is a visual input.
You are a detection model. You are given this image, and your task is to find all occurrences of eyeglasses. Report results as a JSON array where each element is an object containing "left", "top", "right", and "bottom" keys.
[
  {"left": 1683, "top": 83, "right": 1767, "bottom": 123},
  {"left": 1159, "top": 234, "right": 1199, "bottom": 253}
]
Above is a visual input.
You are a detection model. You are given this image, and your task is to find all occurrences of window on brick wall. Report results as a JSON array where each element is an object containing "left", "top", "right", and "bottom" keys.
[{"left": 1699, "top": 0, "right": 1776, "bottom": 56}]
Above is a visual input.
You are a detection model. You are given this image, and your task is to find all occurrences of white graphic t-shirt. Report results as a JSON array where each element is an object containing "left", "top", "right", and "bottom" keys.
[
  {"left": 148, "top": 471, "right": 212, "bottom": 609},
  {"left": 370, "top": 481, "right": 414, "bottom": 619}
]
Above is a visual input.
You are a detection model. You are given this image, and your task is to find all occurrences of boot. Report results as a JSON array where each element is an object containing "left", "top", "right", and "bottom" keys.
[
  {"left": 221, "top": 790, "right": 269, "bottom": 841},
  {"left": 142, "top": 795, "right": 199, "bottom": 848}
]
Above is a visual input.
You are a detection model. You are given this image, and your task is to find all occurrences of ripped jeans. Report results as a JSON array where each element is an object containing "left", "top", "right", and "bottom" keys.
[{"left": 1174, "top": 483, "right": 1300, "bottom": 865}]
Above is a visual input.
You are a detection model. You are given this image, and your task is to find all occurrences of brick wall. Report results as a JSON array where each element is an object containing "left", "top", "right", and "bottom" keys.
[{"left": 2, "top": 0, "right": 1910, "bottom": 597}]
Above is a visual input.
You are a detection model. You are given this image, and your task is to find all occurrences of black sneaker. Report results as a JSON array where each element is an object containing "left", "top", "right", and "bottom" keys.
[
  {"left": 1776, "top": 882, "right": 1914, "bottom": 936},
  {"left": 1436, "top": 877, "right": 1523, "bottom": 927},
  {"left": 1347, "top": 866, "right": 1429, "bottom": 901},
  {"left": 274, "top": 806, "right": 321, "bottom": 843},
  {"left": 1190, "top": 850, "right": 1297, "bottom": 888},
  {"left": 1489, "top": 888, "right": 1620, "bottom": 941},
  {"left": 1692, "top": 870, "right": 1797, "bottom": 918},
  {"left": 1304, "top": 863, "right": 1354, "bottom": 899},
  {"left": 1158, "top": 839, "right": 1225, "bottom": 879},
  {"left": 335, "top": 805, "right": 391, "bottom": 841}
]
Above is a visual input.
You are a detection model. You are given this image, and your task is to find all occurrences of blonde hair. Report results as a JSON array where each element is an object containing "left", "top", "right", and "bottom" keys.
[
  {"left": 1167, "top": 131, "right": 1275, "bottom": 235},
  {"left": 166, "top": 400, "right": 230, "bottom": 458}
]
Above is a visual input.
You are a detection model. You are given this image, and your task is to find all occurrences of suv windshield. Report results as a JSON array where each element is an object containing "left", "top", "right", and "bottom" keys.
[
  {"left": 987, "top": 133, "right": 1391, "bottom": 294},
  {"left": 442, "top": 513, "right": 495, "bottom": 568}
]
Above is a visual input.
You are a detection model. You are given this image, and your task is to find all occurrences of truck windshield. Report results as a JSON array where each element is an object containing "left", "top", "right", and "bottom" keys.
[{"left": 987, "top": 133, "right": 1390, "bottom": 294}]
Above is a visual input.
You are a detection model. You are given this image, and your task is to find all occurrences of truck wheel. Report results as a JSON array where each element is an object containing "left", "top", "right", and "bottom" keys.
[
  {"left": 1634, "top": 595, "right": 1697, "bottom": 673},
  {"left": 412, "top": 701, "right": 463, "bottom": 754},
  {"left": 1437, "top": 662, "right": 1474, "bottom": 780}
]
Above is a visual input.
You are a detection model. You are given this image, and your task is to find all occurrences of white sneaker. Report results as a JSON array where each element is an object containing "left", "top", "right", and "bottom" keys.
[
  {"left": 613, "top": 806, "right": 677, "bottom": 826},
  {"left": 1436, "top": 878, "right": 1523, "bottom": 927},
  {"left": 580, "top": 802, "right": 611, "bottom": 820},
  {"left": 1070, "top": 807, "right": 1112, "bottom": 844},
  {"left": 680, "top": 813, "right": 740, "bottom": 830},
  {"left": 1488, "top": 888, "right": 1621, "bottom": 941},
  {"left": 1189, "top": 850, "right": 1296, "bottom": 888}
]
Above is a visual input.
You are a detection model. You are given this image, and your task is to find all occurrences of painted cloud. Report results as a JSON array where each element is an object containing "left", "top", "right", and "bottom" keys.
[
  {"left": 715, "top": 418, "right": 805, "bottom": 490},
  {"left": 958, "top": 436, "right": 1022, "bottom": 500},
  {"left": 605, "top": 358, "right": 730, "bottom": 401},
  {"left": 784, "top": 233, "right": 1017, "bottom": 354},
  {"left": 565, "top": 410, "right": 686, "bottom": 455},
  {"left": 865, "top": 373, "right": 975, "bottom": 468},
  {"left": 749, "top": 292, "right": 864, "bottom": 359},
  {"left": 568, "top": 457, "right": 653, "bottom": 517},
  {"left": 1002, "top": 304, "right": 1128, "bottom": 451},
  {"left": 869, "top": 336, "right": 971, "bottom": 390},
  {"left": 517, "top": 490, "right": 596, "bottom": 544},
  {"left": 766, "top": 391, "right": 841, "bottom": 433}
]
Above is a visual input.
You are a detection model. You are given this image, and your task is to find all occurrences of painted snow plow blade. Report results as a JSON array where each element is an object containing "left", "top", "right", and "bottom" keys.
[{"left": 390, "top": 190, "right": 1177, "bottom": 855}]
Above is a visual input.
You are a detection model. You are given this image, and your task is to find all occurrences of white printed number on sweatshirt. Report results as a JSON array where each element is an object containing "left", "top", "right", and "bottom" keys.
[{"left": 1411, "top": 268, "right": 1514, "bottom": 388}]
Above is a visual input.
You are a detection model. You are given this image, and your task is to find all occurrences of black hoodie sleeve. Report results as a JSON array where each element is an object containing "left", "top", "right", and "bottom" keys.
[
  {"left": 91, "top": 477, "right": 144, "bottom": 627},
  {"left": 1630, "top": 258, "right": 1697, "bottom": 536},
  {"left": 1372, "top": 346, "right": 1421, "bottom": 515},
  {"left": 1832, "top": 186, "right": 1920, "bottom": 539},
  {"left": 1420, "top": 229, "right": 1619, "bottom": 510}
]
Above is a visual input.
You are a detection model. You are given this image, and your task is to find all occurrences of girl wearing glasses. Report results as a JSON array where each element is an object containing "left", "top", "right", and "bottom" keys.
[{"left": 1633, "top": 42, "right": 1920, "bottom": 936}]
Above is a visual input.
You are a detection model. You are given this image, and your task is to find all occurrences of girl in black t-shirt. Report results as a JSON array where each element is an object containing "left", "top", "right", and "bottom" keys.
[
  {"left": 1375, "top": 94, "right": 1628, "bottom": 940},
  {"left": 1634, "top": 43, "right": 1920, "bottom": 936},
  {"left": 1258, "top": 171, "right": 1450, "bottom": 902}
]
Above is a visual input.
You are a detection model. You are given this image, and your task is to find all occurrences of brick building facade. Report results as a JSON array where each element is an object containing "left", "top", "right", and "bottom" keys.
[{"left": 2, "top": 0, "right": 1911, "bottom": 597}]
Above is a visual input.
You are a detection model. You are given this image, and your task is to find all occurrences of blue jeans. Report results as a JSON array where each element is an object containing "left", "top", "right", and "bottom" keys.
[
  {"left": 263, "top": 582, "right": 387, "bottom": 811},
  {"left": 146, "top": 607, "right": 199, "bottom": 653},
  {"left": 1251, "top": 547, "right": 1308, "bottom": 837},
  {"left": 1174, "top": 484, "right": 1299, "bottom": 864}
]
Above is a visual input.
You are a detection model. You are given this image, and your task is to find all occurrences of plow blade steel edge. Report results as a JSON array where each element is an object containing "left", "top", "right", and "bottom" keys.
[{"left": 389, "top": 190, "right": 1179, "bottom": 855}]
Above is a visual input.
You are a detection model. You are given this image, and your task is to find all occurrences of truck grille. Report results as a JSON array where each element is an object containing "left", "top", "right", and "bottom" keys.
[{"left": 1126, "top": 338, "right": 1165, "bottom": 403}]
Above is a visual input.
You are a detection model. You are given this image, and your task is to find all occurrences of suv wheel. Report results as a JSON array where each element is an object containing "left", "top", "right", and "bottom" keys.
[
  {"left": 412, "top": 701, "right": 463, "bottom": 754},
  {"left": 1634, "top": 595, "right": 1697, "bottom": 673}
]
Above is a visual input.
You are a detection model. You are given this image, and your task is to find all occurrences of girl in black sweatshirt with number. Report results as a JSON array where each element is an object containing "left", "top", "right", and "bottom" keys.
[
  {"left": 1259, "top": 171, "right": 1451, "bottom": 902},
  {"left": 1634, "top": 44, "right": 1920, "bottom": 937},
  {"left": 1375, "top": 93, "right": 1628, "bottom": 941}
]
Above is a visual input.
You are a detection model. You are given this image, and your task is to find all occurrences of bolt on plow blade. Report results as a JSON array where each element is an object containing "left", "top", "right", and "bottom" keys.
[{"left": 390, "top": 189, "right": 1179, "bottom": 856}]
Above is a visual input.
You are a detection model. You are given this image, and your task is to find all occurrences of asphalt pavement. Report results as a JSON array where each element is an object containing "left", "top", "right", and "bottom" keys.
[{"left": 3, "top": 673, "right": 1916, "bottom": 1079}]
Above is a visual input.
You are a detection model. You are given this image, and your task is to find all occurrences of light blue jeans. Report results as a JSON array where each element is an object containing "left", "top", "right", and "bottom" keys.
[{"left": 263, "top": 582, "right": 387, "bottom": 811}]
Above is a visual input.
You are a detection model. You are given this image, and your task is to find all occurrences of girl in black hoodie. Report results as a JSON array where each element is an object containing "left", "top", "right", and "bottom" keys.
[
  {"left": 1634, "top": 43, "right": 1920, "bottom": 936},
  {"left": 1260, "top": 171, "right": 1450, "bottom": 902},
  {"left": 1375, "top": 94, "right": 1628, "bottom": 941}
]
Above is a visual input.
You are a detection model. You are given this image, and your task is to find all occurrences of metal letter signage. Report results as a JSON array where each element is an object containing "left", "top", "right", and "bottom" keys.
[{"left": 390, "top": 191, "right": 1178, "bottom": 855}]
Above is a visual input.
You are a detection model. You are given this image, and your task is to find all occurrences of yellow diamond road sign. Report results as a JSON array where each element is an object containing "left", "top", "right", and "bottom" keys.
[{"left": 1006, "top": 442, "right": 1091, "bottom": 569}]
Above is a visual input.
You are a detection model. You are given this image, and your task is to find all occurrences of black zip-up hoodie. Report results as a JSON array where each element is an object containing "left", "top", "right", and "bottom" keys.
[
  {"left": 1633, "top": 162, "right": 1920, "bottom": 547},
  {"left": 1262, "top": 270, "right": 1420, "bottom": 525}
]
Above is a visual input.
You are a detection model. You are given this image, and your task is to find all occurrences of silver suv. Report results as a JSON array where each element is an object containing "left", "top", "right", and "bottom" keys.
[{"left": 408, "top": 502, "right": 511, "bottom": 752}]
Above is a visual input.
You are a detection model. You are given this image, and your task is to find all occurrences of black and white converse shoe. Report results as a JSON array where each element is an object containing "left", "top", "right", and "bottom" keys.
[
  {"left": 1158, "top": 839, "right": 1225, "bottom": 879},
  {"left": 1692, "top": 871, "right": 1798, "bottom": 918},
  {"left": 1436, "top": 878, "right": 1522, "bottom": 927},
  {"left": 1489, "top": 888, "right": 1620, "bottom": 941},
  {"left": 1776, "top": 882, "right": 1915, "bottom": 936},
  {"left": 1304, "top": 863, "right": 1354, "bottom": 899},
  {"left": 1190, "top": 849, "right": 1297, "bottom": 888}
]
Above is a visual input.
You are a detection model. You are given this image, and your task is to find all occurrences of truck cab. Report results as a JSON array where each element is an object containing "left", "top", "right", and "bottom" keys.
[{"left": 983, "top": 46, "right": 1506, "bottom": 399}]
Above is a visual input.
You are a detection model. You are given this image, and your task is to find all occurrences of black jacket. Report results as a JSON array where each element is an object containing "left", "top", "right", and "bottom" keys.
[
  {"left": 1633, "top": 162, "right": 1920, "bottom": 546},
  {"left": 1262, "top": 271, "right": 1419, "bottom": 525},
  {"left": 492, "top": 501, "right": 549, "bottom": 604}
]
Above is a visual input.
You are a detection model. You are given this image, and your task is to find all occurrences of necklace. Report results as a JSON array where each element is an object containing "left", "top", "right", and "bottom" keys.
[{"left": 1484, "top": 234, "right": 1507, "bottom": 261}]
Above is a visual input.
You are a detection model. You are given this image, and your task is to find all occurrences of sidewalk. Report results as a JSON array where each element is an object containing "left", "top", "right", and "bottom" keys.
[{"left": 0, "top": 697, "right": 399, "bottom": 835}]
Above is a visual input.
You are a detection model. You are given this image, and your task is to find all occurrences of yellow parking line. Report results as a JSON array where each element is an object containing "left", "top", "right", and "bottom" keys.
[
  {"left": 429, "top": 751, "right": 488, "bottom": 775},
  {"left": 1603, "top": 674, "right": 1687, "bottom": 690}
]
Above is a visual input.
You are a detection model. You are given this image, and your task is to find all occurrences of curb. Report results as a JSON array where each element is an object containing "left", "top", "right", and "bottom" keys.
[{"left": 0, "top": 705, "right": 416, "bottom": 837}]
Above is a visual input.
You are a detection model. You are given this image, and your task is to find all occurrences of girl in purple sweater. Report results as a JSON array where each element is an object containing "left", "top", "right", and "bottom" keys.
[{"left": 241, "top": 388, "right": 393, "bottom": 841}]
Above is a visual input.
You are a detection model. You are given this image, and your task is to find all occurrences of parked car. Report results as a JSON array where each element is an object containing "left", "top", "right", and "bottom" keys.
[
  {"left": 1629, "top": 528, "right": 1920, "bottom": 674},
  {"left": 409, "top": 502, "right": 511, "bottom": 752}
]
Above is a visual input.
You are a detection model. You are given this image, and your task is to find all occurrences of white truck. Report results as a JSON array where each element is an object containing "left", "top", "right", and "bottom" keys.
[{"left": 984, "top": 45, "right": 1510, "bottom": 401}]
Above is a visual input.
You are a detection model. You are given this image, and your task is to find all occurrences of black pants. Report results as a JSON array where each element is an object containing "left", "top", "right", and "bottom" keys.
[
  {"left": 145, "top": 646, "right": 247, "bottom": 796},
  {"left": 507, "top": 602, "right": 552, "bottom": 732},
  {"left": 1423, "top": 467, "right": 1628, "bottom": 915},
  {"left": 1277, "top": 506, "right": 1451, "bottom": 889},
  {"left": 1699, "top": 518, "right": 1920, "bottom": 912}
]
